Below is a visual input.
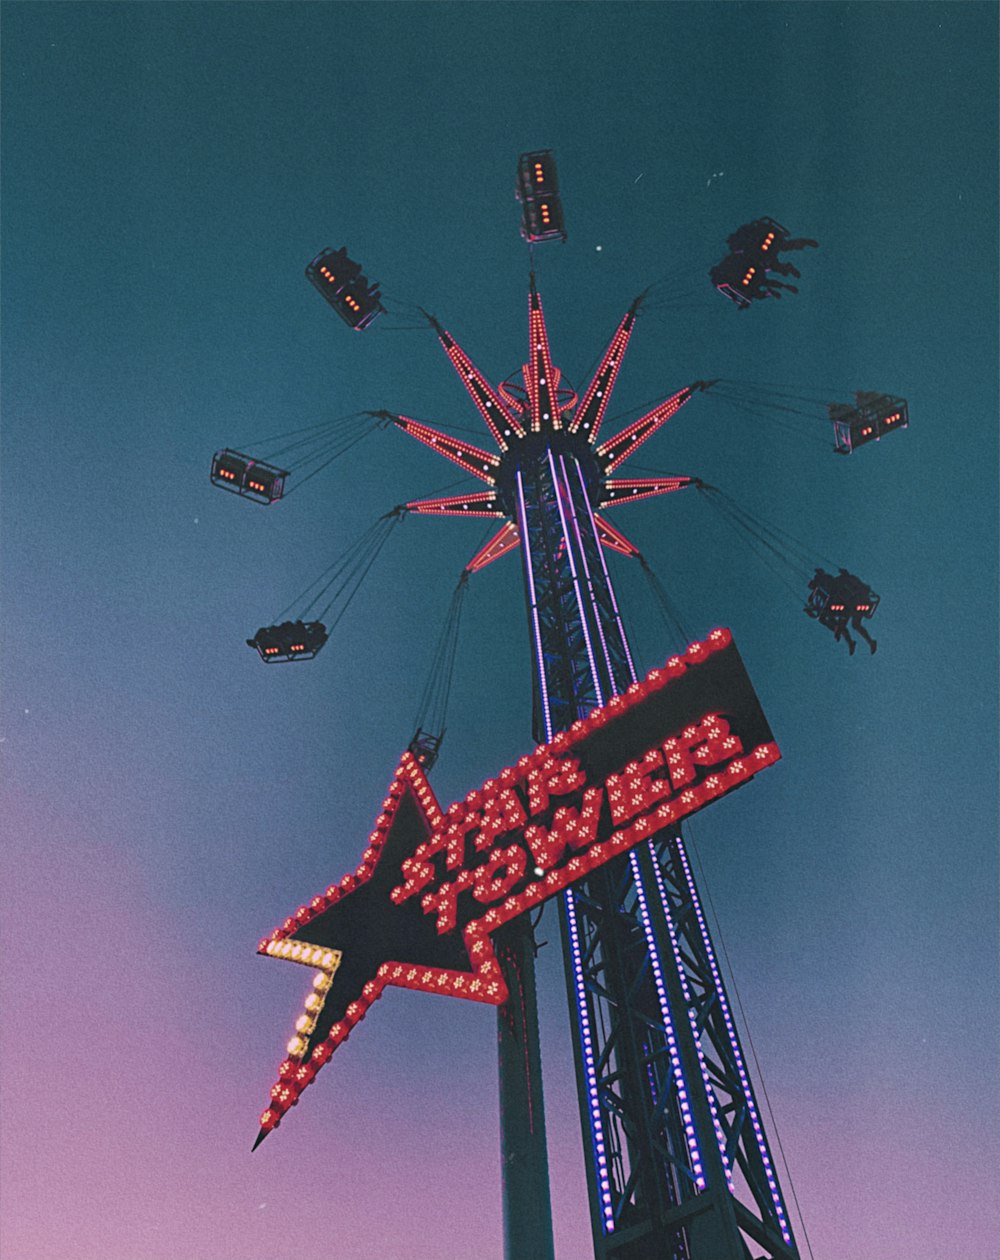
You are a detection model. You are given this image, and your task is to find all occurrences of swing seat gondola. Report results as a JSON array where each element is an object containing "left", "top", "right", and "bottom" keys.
[
  {"left": 246, "top": 620, "right": 329, "bottom": 663},
  {"left": 211, "top": 450, "right": 288, "bottom": 504},
  {"left": 711, "top": 217, "right": 811, "bottom": 308},
  {"left": 516, "top": 151, "right": 567, "bottom": 244},
  {"left": 805, "top": 571, "right": 879, "bottom": 621},
  {"left": 407, "top": 728, "right": 444, "bottom": 771},
  {"left": 306, "top": 247, "right": 385, "bottom": 331},
  {"left": 829, "top": 392, "right": 909, "bottom": 455}
]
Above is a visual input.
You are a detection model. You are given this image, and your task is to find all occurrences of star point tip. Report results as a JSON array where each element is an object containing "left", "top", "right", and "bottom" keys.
[{"left": 252, "top": 1127, "right": 270, "bottom": 1152}]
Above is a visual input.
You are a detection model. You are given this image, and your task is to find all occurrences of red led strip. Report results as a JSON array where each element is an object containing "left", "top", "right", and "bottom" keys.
[
  {"left": 592, "top": 514, "right": 642, "bottom": 557},
  {"left": 406, "top": 491, "right": 505, "bottom": 519},
  {"left": 466, "top": 521, "right": 521, "bottom": 572},
  {"left": 569, "top": 309, "right": 637, "bottom": 441},
  {"left": 600, "top": 477, "right": 695, "bottom": 507},
  {"left": 436, "top": 329, "right": 524, "bottom": 447},
  {"left": 527, "top": 283, "right": 559, "bottom": 433},
  {"left": 595, "top": 387, "right": 696, "bottom": 473},
  {"left": 392, "top": 415, "right": 500, "bottom": 485}
]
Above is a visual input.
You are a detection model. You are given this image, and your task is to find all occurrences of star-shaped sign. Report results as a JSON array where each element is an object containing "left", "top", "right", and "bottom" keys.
[{"left": 254, "top": 628, "right": 780, "bottom": 1146}]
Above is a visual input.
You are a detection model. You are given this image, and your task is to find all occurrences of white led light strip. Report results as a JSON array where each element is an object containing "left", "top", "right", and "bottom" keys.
[
  {"left": 628, "top": 850, "right": 707, "bottom": 1191},
  {"left": 573, "top": 459, "right": 639, "bottom": 684},
  {"left": 563, "top": 887, "right": 617, "bottom": 1233},
  {"left": 546, "top": 449, "right": 604, "bottom": 711},
  {"left": 646, "top": 839, "right": 734, "bottom": 1191},
  {"left": 516, "top": 469, "right": 553, "bottom": 742},
  {"left": 674, "top": 839, "right": 794, "bottom": 1244}
]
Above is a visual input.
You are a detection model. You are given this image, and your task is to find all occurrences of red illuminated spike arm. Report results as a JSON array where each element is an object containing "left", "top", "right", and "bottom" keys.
[
  {"left": 598, "top": 476, "right": 700, "bottom": 509},
  {"left": 406, "top": 490, "right": 506, "bottom": 519},
  {"left": 422, "top": 312, "right": 524, "bottom": 448},
  {"left": 592, "top": 514, "right": 643, "bottom": 558},
  {"left": 466, "top": 521, "right": 521, "bottom": 572},
  {"left": 594, "top": 381, "right": 716, "bottom": 474},
  {"left": 378, "top": 412, "right": 501, "bottom": 485},
  {"left": 526, "top": 274, "right": 561, "bottom": 432},
  {"left": 569, "top": 295, "right": 644, "bottom": 441}
]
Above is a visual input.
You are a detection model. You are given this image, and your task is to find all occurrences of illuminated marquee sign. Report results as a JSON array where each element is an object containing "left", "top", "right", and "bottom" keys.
[{"left": 255, "top": 628, "right": 779, "bottom": 1144}]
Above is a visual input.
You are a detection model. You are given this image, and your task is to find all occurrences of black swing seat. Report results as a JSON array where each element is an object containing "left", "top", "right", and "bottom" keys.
[
  {"left": 306, "top": 247, "right": 385, "bottom": 330},
  {"left": 246, "top": 620, "right": 329, "bottom": 663},
  {"left": 211, "top": 450, "right": 288, "bottom": 503},
  {"left": 829, "top": 392, "right": 908, "bottom": 454},
  {"left": 516, "top": 151, "right": 567, "bottom": 244}
]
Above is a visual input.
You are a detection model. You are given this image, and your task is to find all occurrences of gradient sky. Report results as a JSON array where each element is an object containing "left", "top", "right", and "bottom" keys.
[{"left": 2, "top": 4, "right": 997, "bottom": 1259}]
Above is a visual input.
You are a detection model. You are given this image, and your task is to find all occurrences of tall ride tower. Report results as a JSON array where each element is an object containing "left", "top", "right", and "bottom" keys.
[{"left": 394, "top": 276, "right": 800, "bottom": 1260}]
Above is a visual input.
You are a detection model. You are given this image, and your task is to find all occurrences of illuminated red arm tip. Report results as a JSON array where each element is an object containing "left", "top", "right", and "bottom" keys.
[
  {"left": 391, "top": 415, "right": 501, "bottom": 485},
  {"left": 592, "top": 514, "right": 642, "bottom": 558},
  {"left": 595, "top": 386, "right": 699, "bottom": 473},
  {"left": 599, "top": 476, "right": 697, "bottom": 508},
  {"left": 406, "top": 491, "right": 505, "bottom": 519},
  {"left": 570, "top": 305, "right": 639, "bottom": 442},
  {"left": 526, "top": 278, "right": 560, "bottom": 433},
  {"left": 466, "top": 520, "right": 521, "bottom": 573},
  {"left": 428, "top": 318, "right": 524, "bottom": 447}
]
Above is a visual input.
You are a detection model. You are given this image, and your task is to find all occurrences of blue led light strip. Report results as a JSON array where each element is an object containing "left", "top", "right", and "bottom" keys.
[
  {"left": 558, "top": 454, "right": 618, "bottom": 694},
  {"left": 674, "top": 839, "right": 795, "bottom": 1244},
  {"left": 646, "top": 839, "right": 734, "bottom": 1191},
  {"left": 572, "top": 460, "right": 639, "bottom": 684},
  {"left": 546, "top": 449, "right": 605, "bottom": 711},
  {"left": 628, "top": 850, "right": 707, "bottom": 1191},
  {"left": 563, "top": 887, "right": 617, "bottom": 1233},
  {"left": 516, "top": 469, "right": 554, "bottom": 742}
]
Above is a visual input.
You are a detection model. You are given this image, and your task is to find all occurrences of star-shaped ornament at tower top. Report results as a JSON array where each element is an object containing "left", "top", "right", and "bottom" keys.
[{"left": 382, "top": 274, "right": 714, "bottom": 573}]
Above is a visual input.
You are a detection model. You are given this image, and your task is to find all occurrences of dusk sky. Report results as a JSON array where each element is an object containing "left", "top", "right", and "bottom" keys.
[{"left": 2, "top": 4, "right": 997, "bottom": 1259}]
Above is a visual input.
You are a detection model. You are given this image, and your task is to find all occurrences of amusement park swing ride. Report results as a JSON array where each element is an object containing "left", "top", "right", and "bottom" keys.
[{"left": 211, "top": 152, "right": 908, "bottom": 1260}]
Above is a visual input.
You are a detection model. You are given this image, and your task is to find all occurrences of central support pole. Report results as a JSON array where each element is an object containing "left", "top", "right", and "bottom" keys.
[
  {"left": 507, "top": 441, "right": 799, "bottom": 1260},
  {"left": 496, "top": 918, "right": 555, "bottom": 1260}
]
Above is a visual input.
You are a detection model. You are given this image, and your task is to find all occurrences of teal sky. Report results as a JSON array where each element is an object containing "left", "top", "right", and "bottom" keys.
[{"left": 2, "top": 4, "right": 997, "bottom": 1259}]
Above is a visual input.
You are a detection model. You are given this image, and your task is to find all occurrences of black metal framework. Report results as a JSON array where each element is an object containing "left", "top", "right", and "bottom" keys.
[{"left": 516, "top": 441, "right": 799, "bottom": 1260}]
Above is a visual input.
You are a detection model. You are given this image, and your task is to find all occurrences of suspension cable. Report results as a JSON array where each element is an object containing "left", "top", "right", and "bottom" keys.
[
  {"left": 280, "top": 426, "right": 382, "bottom": 497},
  {"left": 697, "top": 485, "right": 839, "bottom": 604},
  {"left": 637, "top": 555, "right": 694, "bottom": 652},
  {"left": 239, "top": 410, "right": 368, "bottom": 453},
  {"left": 259, "top": 413, "right": 375, "bottom": 463},
  {"left": 273, "top": 509, "right": 404, "bottom": 623},
  {"left": 708, "top": 382, "right": 829, "bottom": 421},
  {"left": 705, "top": 390, "right": 833, "bottom": 449},
  {"left": 315, "top": 511, "right": 404, "bottom": 628},
  {"left": 413, "top": 570, "right": 470, "bottom": 738},
  {"left": 704, "top": 486, "right": 838, "bottom": 573}
]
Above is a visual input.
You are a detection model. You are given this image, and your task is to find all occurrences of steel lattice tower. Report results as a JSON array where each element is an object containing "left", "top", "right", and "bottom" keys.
[{"left": 392, "top": 277, "right": 800, "bottom": 1260}]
